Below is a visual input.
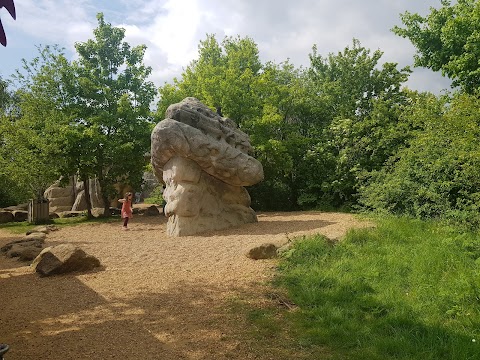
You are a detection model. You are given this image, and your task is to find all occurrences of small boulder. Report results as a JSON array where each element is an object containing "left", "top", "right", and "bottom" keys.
[
  {"left": 2, "top": 238, "right": 45, "bottom": 261},
  {"left": 26, "top": 225, "right": 58, "bottom": 235},
  {"left": 3, "top": 203, "right": 28, "bottom": 211},
  {"left": 13, "top": 210, "right": 28, "bottom": 222},
  {"left": 1, "top": 238, "right": 45, "bottom": 253},
  {"left": 7, "top": 244, "right": 43, "bottom": 261},
  {"left": 25, "top": 232, "right": 47, "bottom": 241},
  {"left": 0, "top": 211, "right": 14, "bottom": 224},
  {"left": 49, "top": 212, "right": 60, "bottom": 220},
  {"left": 144, "top": 205, "right": 160, "bottom": 216},
  {"left": 31, "top": 244, "right": 101, "bottom": 276},
  {"left": 247, "top": 243, "right": 278, "bottom": 260},
  {"left": 57, "top": 211, "right": 84, "bottom": 218}
]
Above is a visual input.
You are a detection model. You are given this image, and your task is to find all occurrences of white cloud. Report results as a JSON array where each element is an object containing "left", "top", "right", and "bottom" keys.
[
  {"left": 10, "top": 0, "right": 93, "bottom": 44},
  {"left": 2, "top": 0, "right": 453, "bottom": 92}
]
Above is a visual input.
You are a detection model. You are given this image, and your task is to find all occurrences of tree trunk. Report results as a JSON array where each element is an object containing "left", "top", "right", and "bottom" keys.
[
  {"left": 82, "top": 175, "right": 94, "bottom": 219},
  {"left": 102, "top": 191, "right": 110, "bottom": 217},
  {"left": 97, "top": 177, "right": 111, "bottom": 217}
]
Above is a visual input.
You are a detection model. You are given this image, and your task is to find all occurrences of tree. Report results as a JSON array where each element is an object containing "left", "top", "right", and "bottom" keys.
[
  {"left": 358, "top": 92, "right": 480, "bottom": 227},
  {"left": 72, "top": 13, "right": 156, "bottom": 216},
  {"left": 157, "top": 34, "right": 263, "bottom": 126},
  {"left": 246, "top": 61, "right": 313, "bottom": 210},
  {"left": 0, "top": 76, "right": 23, "bottom": 205},
  {"left": 307, "top": 39, "right": 411, "bottom": 123},
  {"left": 0, "top": 46, "right": 74, "bottom": 205},
  {"left": 393, "top": 0, "right": 480, "bottom": 94},
  {"left": 157, "top": 35, "right": 314, "bottom": 210},
  {"left": 299, "top": 40, "right": 411, "bottom": 207}
]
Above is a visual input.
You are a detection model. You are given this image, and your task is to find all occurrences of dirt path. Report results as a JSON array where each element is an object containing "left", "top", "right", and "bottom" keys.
[{"left": 0, "top": 212, "right": 370, "bottom": 359}]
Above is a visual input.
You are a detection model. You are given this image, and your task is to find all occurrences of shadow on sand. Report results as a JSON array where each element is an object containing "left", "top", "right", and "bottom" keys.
[{"left": 0, "top": 272, "right": 268, "bottom": 360}]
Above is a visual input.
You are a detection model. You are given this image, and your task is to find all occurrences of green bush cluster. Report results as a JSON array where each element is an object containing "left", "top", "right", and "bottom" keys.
[{"left": 359, "top": 93, "right": 480, "bottom": 228}]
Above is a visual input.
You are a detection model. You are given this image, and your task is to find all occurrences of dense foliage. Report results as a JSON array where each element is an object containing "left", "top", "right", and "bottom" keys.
[
  {"left": 0, "top": 15, "right": 155, "bottom": 216},
  {"left": 393, "top": 0, "right": 480, "bottom": 94}
]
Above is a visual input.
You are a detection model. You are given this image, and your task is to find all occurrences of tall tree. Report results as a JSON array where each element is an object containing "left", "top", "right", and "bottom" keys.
[
  {"left": 393, "top": 0, "right": 480, "bottom": 94},
  {"left": 0, "top": 76, "right": 23, "bottom": 205},
  {"left": 308, "top": 39, "right": 411, "bottom": 123},
  {"left": 72, "top": 13, "right": 156, "bottom": 216},
  {"left": 300, "top": 39, "right": 411, "bottom": 207},
  {"left": 157, "top": 34, "right": 263, "bottom": 126},
  {"left": 157, "top": 35, "right": 312, "bottom": 210},
  {"left": 0, "top": 46, "right": 74, "bottom": 205}
]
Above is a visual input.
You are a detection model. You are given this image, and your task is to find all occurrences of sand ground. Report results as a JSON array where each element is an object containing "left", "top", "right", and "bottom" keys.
[{"left": 0, "top": 211, "right": 370, "bottom": 359}]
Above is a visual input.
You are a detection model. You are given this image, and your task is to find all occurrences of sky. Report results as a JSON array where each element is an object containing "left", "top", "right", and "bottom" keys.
[{"left": 1, "top": 0, "right": 453, "bottom": 94}]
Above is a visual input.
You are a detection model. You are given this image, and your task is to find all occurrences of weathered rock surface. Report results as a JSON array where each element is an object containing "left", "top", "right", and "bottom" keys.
[
  {"left": 151, "top": 97, "right": 264, "bottom": 236},
  {"left": 44, "top": 177, "right": 105, "bottom": 213},
  {"left": 25, "top": 232, "right": 47, "bottom": 241},
  {"left": 7, "top": 244, "right": 43, "bottom": 261},
  {"left": 31, "top": 244, "right": 101, "bottom": 276},
  {"left": 247, "top": 243, "right": 278, "bottom": 260},
  {"left": 26, "top": 224, "right": 58, "bottom": 235},
  {"left": 0, "top": 210, "right": 14, "bottom": 224},
  {"left": 1, "top": 238, "right": 45, "bottom": 261},
  {"left": 0, "top": 204, "right": 28, "bottom": 224},
  {"left": 13, "top": 210, "right": 28, "bottom": 222},
  {"left": 143, "top": 205, "right": 161, "bottom": 216}
]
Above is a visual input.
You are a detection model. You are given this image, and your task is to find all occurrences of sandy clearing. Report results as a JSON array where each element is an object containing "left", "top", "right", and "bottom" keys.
[{"left": 0, "top": 211, "right": 370, "bottom": 359}]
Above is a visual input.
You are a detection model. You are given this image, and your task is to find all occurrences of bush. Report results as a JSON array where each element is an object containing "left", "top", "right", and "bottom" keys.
[
  {"left": 359, "top": 93, "right": 480, "bottom": 228},
  {"left": 143, "top": 184, "right": 165, "bottom": 205}
]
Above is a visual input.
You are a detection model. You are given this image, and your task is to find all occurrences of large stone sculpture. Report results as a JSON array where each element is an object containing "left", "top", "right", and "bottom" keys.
[{"left": 151, "top": 97, "right": 264, "bottom": 236}]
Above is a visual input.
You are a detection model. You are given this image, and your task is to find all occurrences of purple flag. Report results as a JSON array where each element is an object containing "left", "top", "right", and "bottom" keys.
[{"left": 0, "top": 0, "right": 16, "bottom": 46}]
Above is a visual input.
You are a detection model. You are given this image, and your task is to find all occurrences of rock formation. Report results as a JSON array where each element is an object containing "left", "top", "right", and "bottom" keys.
[
  {"left": 44, "top": 177, "right": 134, "bottom": 215},
  {"left": 44, "top": 177, "right": 105, "bottom": 213},
  {"left": 151, "top": 97, "right": 264, "bottom": 236},
  {"left": 31, "top": 244, "right": 101, "bottom": 276}
]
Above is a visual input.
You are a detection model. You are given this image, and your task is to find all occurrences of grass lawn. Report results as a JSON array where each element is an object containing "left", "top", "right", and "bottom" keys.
[
  {"left": 247, "top": 216, "right": 480, "bottom": 359},
  {"left": 0, "top": 215, "right": 119, "bottom": 234}
]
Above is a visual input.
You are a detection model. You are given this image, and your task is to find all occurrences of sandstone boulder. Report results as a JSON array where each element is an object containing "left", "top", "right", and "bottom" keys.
[
  {"left": 0, "top": 211, "right": 14, "bottom": 224},
  {"left": 4, "top": 203, "right": 28, "bottom": 211},
  {"left": 144, "top": 205, "right": 160, "bottom": 216},
  {"left": 151, "top": 97, "right": 264, "bottom": 236},
  {"left": 13, "top": 210, "right": 28, "bottom": 222},
  {"left": 247, "top": 243, "right": 278, "bottom": 260},
  {"left": 26, "top": 224, "right": 58, "bottom": 235},
  {"left": 7, "top": 243, "right": 43, "bottom": 261},
  {"left": 25, "top": 232, "right": 47, "bottom": 241},
  {"left": 31, "top": 244, "right": 101, "bottom": 276},
  {"left": 1, "top": 237, "right": 45, "bottom": 253},
  {"left": 1, "top": 238, "right": 45, "bottom": 261},
  {"left": 44, "top": 177, "right": 106, "bottom": 213}
]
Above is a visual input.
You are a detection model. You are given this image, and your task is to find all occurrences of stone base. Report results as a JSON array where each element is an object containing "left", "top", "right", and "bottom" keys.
[
  {"left": 163, "top": 156, "right": 258, "bottom": 236},
  {"left": 167, "top": 209, "right": 257, "bottom": 236}
]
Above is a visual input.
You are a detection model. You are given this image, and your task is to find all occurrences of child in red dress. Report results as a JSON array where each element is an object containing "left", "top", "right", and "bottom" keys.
[{"left": 118, "top": 192, "right": 133, "bottom": 230}]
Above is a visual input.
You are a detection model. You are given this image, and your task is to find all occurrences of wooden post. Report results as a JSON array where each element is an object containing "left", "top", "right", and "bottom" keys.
[{"left": 28, "top": 198, "right": 50, "bottom": 224}]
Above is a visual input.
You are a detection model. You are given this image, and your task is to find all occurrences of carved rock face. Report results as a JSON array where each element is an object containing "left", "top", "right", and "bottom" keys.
[{"left": 151, "top": 98, "right": 264, "bottom": 236}]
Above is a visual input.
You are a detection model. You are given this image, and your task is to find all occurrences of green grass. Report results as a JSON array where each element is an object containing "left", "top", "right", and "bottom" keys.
[
  {"left": 0, "top": 215, "right": 120, "bottom": 234},
  {"left": 267, "top": 216, "right": 480, "bottom": 359}
]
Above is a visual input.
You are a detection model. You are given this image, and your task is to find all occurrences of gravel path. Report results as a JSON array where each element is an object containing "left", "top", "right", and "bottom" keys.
[{"left": 0, "top": 211, "right": 370, "bottom": 359}]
